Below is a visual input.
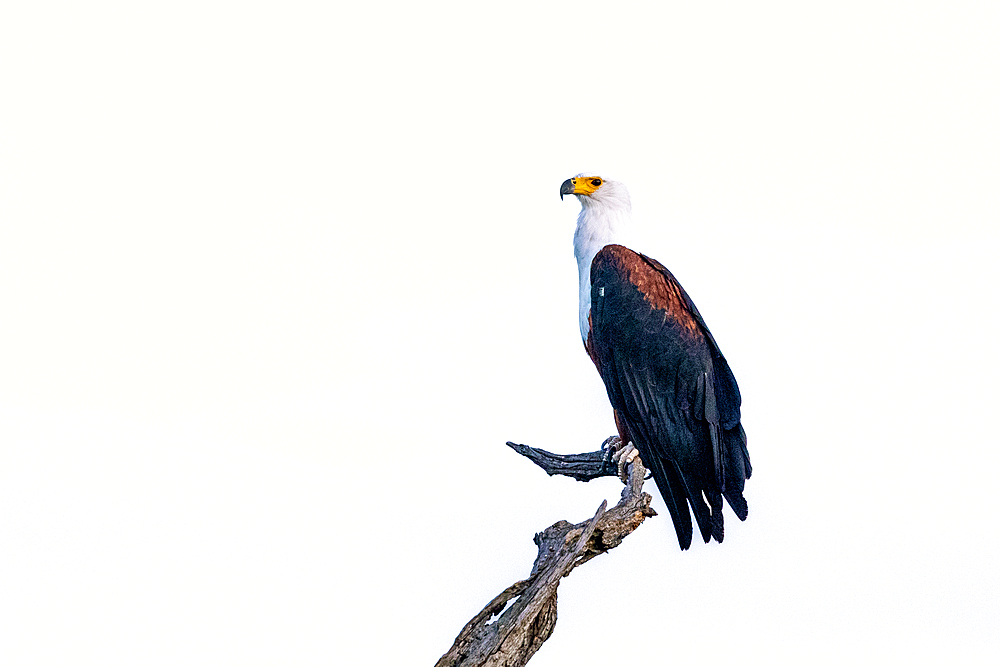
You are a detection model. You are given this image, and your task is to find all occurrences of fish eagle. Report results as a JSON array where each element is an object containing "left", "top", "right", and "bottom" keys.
[{"left": 561, "top": 174, "right": 752, "bottom": 550}]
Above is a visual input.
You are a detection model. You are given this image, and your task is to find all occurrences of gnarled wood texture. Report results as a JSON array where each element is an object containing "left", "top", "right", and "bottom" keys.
[{"left": 434, "top": 438, "right": 656, "bottom": 667}]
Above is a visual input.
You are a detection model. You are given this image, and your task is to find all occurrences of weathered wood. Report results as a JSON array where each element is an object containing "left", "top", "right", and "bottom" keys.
[
  {"left": 434, "top": 438, "right": 657, "bottom": 667},
  {"left": 503, "top": 436, "right": 620, "bottom": 482}
]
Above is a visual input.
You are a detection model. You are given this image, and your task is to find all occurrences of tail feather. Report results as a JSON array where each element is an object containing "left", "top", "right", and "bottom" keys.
[
  {"left": 709, "top": 490, "right": 725, "bottom": 542},
  {"left": 724, "top": 488, "right": 749, "bottom": 522},
  {"left": 677, "top": 469, "right": 715, "bottom": 545},
  {"left": 681, "top": 474, "right": 726, "bottom": 545},
  {"left": 722, "top": 424, "right": 751, "bottom": 521},
  {"left": 645, "top": 455, "right": 694, "bottom": 550},
  {"left": 645, "top": 446, "right": 736, "bottom": 548}
]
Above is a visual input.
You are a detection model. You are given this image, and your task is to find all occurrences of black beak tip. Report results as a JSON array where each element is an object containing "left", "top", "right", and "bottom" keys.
[{"left": 559, "top": 178, "right": 574, "bottom": 201}]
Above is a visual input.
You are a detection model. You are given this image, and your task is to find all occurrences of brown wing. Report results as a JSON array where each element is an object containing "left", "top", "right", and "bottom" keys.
[{"left": 588, "top": 244, "right": 751, "bottom": 549}]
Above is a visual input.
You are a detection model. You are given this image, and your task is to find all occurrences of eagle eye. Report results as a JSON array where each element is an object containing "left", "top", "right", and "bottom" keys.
[{"left": 592, "top": 178, "right": 602, "bottom": 187}]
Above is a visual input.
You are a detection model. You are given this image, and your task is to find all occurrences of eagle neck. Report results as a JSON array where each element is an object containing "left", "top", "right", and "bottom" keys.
[{"left": 573, "top": 200, "right": 629, "bottom": 344}]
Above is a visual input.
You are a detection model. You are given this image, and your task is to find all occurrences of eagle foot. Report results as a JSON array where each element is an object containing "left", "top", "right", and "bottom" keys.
[
  {"left": 601, "top": 436, "right": 622, "bottom": 469},
  {"left": 612, "top": 443, "right": 640, "bottom": 484}
]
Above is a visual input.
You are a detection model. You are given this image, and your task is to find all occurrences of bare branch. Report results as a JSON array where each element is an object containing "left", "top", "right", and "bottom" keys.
[
  {"left": 503, "top": 436, "right": 620, "bottom": 482},
  {"left": 434, "top": 438, "right": 656, "bottom": 667}
]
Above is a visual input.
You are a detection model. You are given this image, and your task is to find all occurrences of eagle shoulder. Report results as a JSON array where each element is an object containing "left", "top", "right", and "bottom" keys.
[{"left": 590, "top": 244, "right": 703, "bottom": 341}]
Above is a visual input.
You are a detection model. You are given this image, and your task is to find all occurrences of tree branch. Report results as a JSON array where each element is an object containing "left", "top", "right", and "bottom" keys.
[
  {"left": 503, "top": 436, "right": 621, "bottom": 482},
  {"left": 434, "top": 437, "right": 657, "bottom": 667}
]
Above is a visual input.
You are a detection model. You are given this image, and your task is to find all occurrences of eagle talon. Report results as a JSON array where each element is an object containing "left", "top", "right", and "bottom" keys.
[
  {"left": 601, "top": 435, "right": 622, "bottom": 467},
  {"left": 611, "top": 442, "right": 640, "bottom": 484}
]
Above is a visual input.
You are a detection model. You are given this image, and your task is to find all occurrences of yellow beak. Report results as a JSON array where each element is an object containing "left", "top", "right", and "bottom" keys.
[{"left": 559, "top": 176, "right": 601, "bottom": 200}]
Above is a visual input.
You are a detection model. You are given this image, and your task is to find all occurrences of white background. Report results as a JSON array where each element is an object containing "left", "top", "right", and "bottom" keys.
[{"left": 2, "top": 2, "right": 998, "bottom": 665}]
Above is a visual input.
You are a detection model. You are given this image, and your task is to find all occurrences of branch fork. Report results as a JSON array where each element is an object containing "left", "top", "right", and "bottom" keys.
[{"left": 434, "top": 437, "right": 656, "bottom": 667}]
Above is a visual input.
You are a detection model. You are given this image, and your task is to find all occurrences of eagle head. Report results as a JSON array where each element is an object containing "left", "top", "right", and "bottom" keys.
[{"left": 559, "top": 174, "right": 631, "bottom": 211}]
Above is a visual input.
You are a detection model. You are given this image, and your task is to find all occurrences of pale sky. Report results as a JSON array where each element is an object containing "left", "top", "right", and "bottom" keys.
[{"left": 2, "top": 2, "right": 998, "bottom": 665}]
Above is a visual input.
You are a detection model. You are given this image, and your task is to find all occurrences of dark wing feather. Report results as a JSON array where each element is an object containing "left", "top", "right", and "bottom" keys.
[
  {"left": 589, "top": 245, "right": 750, "bottom": 549},
  {"left": 640, "top": 253, "right": 752, "bottom": 518}
]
